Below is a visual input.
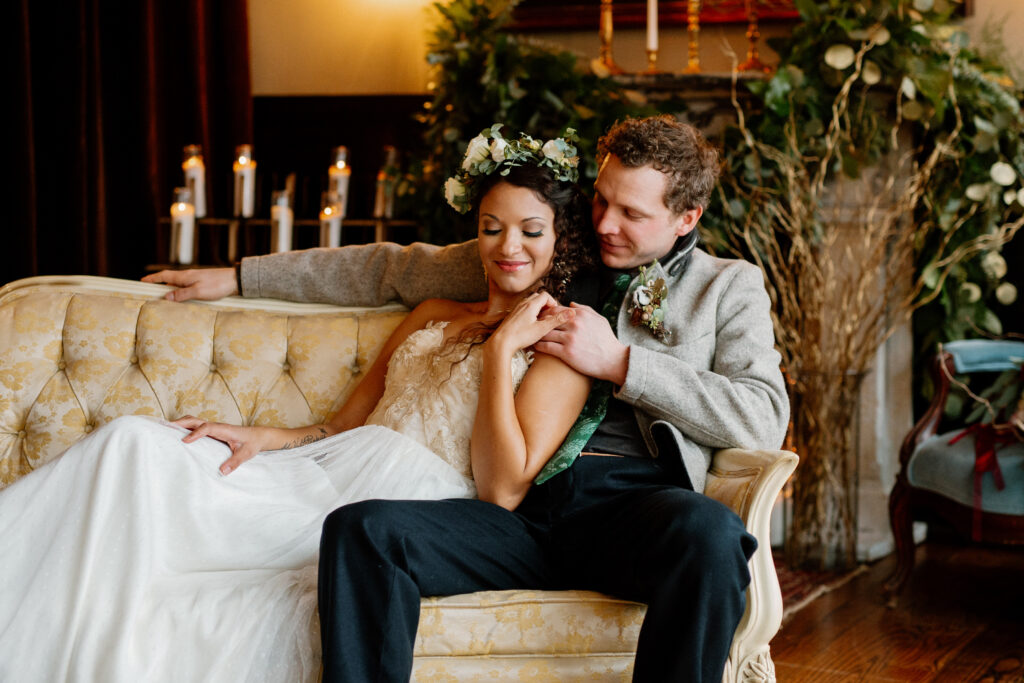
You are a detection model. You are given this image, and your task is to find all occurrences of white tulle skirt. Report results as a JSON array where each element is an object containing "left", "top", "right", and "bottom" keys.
[{"left": 0, "top": 415, "right": 475, "bottom": 683}]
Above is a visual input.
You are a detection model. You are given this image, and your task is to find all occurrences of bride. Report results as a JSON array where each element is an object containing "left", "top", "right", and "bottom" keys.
[{"left": 0, "top": 127, "right": 597, "bottom": 682}]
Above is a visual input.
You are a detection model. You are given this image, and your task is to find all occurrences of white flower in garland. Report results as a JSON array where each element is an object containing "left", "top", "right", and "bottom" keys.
[
  {"left": 824, "top": 44, "right": 856, "bottom": 70},
  {"left": 960, "top": 281, "right": 982, "bottom": 303},
  {"left": 445, "top": 124, "right": 580, "bottom": 214},
  {"left": 990, "top": 161, "right": 1017, "bottom": 186},
  {"left": 996, "top": 282, "right": 1018, "bottom": 305},
  {"left": 965, "top": 183, "right": 990, "bottom": 202},
  {"left": 982, "top": 251, "right": 1008, "bottom": 280}
]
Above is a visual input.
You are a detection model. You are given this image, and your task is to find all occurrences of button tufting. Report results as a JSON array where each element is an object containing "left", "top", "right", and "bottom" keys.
[
  {"left": 209, "top": 363, "right": 218, "bottom": 372},
  {"left": 282, "top": 363, "right": 291, "bottom": 372},
  {"left": 58, "top": 361, "right": 66, "bottom": 370},
  {"left": 130, "top": 355, "right": 139, "bottom": 364},
  {"left": 18, "top": 430, "right": 26, "bottom": 439},
  {"left": 84, "top": 424, "right": 94, "bottom": 433}
]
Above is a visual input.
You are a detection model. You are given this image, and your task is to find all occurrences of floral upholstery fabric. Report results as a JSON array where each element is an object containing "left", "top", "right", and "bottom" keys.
[{"left": 0, "top": 277, "right": 797, "bottom": 683}]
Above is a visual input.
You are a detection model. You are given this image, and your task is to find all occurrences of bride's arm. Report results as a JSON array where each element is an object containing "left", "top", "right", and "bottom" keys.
[
  {"left": 471, "top": 293, "right": 590, "bottom": 510},
  {"left": 177, "top": 300, "right": 449, "bottom": 474}
]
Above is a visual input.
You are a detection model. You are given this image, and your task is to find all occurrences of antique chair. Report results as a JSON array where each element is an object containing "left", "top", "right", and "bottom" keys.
[{"left": 886, "top": 339, "right": 1024, "bottom": 598}]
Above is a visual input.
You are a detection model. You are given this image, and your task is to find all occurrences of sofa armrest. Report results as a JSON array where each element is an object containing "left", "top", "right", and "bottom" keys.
[{"left": 705, "top": 447, "right": 798, "bottom": 682}]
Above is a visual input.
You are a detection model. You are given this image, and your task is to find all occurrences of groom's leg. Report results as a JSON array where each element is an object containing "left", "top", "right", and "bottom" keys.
[
  {"left": 554, "top": 458, "right": 757, "bottom": 683},
  {"left": 318, "top": 498, "right": 552, "bottom": 683}
]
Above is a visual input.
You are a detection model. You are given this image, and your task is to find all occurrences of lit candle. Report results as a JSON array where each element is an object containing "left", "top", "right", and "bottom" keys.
[
  {"left": 647, "top": 0, "right": 658, "bottom": 52},
  {"left": 232, "top": 144, "right": 256, "bottom": 218},
  {"left": 170, "top": 187, "right": 196, "bottom": 265},
  {"left": 327, "top": 146, "right": 351, "bottom": 219},
  {"left": 319, "top": 192, "right": 343, "bottom": 248},
  {"left": 270, "top": 190, "right": 293, "bottom": 253},
  {"left": 181, "top": 145, "right": 206, "bottom": 218}
]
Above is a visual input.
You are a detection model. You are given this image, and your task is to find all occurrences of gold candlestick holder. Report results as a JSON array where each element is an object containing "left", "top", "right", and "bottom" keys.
[
  {"left": 738, "top": 0, "right": 771, "bottom": 72},
  {"left": 683, "top": 0, "right": 703, "bottom": 74},
  {"left": 598, "top": 0, "right": 625, "bottom": 75},
  {"left": 645, "top": 48, "right": 661, "bottom": 74}
]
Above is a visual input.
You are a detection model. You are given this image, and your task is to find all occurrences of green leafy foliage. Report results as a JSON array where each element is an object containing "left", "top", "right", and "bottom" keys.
[
  {"left": 400, "top": 0, "right": 657, "bottom": 243},
  {"left": 700, "top": 0, "right": 1024, "bottom": 361}
]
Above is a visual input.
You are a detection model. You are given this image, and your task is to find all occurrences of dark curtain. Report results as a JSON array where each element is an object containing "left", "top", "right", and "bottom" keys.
[{"left": 4, "top": 0, "right": 252, "bottom": 285}]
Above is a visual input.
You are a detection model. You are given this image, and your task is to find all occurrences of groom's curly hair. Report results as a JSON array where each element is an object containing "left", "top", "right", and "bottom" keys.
[
  {"left": 474, "top": 164, "right": 599, "bottom": 303},
  {"left": 597, "top": 114, "right": 721, "bottom": 213}
]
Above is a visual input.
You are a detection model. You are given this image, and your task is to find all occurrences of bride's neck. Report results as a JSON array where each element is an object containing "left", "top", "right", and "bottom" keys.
[{"left": 479, "top": 287, "right": 535, "bottom": 318}]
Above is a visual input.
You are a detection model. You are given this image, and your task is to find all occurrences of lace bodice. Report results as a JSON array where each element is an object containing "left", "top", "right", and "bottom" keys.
[{"left": 364, "top": 322, "right": 532, "bottom": 479}]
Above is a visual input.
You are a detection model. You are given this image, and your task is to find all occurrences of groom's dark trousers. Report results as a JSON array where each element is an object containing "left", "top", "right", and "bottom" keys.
[{"left": 318, "top": 455, "right": 756, "bottom": 683}]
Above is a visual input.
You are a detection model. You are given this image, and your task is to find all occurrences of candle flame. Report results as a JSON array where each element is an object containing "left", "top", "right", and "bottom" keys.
[
  {"left": 334, "top": 161, "right": 347, "bottom": 170},
  {"left": 323, "top": 207, "right": 334, "bottom": 216}
]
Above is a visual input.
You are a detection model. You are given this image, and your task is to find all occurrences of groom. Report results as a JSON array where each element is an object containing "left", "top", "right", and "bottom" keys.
[{"left": 146, "top": 115, "right": 789, "bottom": 681}]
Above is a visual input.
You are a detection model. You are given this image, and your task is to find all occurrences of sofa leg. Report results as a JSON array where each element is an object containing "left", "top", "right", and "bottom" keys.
[
  {"left": 723, "top": 647, "right": 775, "bottom": 683},
  {"left": 884, "top": 478, "right": 915, "bottom": 605}
]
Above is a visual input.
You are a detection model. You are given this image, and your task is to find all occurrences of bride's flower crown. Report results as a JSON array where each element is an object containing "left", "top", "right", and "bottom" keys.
[{"left": 444, "top": 123, "right": 580, "bottom": 214}]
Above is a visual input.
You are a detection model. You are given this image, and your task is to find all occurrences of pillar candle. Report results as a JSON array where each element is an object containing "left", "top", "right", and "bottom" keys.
[
  {"left": 327, "top": 146, "right": 351, "bottom": 218},
  {"left": 319, "top": 192, "right": 343, "bottom": 248},
  {"left": 170, "top": 187, "right": 196, "bottom": 265},
  {"left": 182, "top": 145, "right": 206, "bottom": 218},
  {"left": 270, "top": 191, "right": 293, "bottom": 253},
  {"left": 647, "top": 0, "right": 658, "bottom": 52},
  {"left": 233, "top": 145, "right": 256, "bottom": 218}
]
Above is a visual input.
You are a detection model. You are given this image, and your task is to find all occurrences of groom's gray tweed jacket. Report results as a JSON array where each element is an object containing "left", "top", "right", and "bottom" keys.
[{"left": 240, "top": 240, "right": 790, "bottom": 494}]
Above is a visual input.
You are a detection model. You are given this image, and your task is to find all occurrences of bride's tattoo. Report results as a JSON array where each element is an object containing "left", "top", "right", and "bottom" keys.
[{"left": 281, "top": 427, "right": 329, "bottom": 450}]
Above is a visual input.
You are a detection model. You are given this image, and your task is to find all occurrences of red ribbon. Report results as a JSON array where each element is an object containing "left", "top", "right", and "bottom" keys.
[{"left": 949, "top": 424, "right": 1014, "bottom": 541}]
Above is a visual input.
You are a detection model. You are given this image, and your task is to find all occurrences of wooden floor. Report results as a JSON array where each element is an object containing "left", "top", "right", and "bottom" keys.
[{"left": 771, "top": 540, "right": 1024, "bottom": 682}]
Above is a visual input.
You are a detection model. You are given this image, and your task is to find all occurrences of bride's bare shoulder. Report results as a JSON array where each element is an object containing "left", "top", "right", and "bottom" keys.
[{"left": 412, "top": 298, "right": 481, "bottom": 322}]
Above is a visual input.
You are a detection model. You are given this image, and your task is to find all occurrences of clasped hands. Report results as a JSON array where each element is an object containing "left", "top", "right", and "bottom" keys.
[{"left": 501, "top": 292, "right": 629, "bottom": 387}]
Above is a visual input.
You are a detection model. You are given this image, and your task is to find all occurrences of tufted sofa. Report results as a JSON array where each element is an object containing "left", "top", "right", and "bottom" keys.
[{"left": 0, "top": 275, "right": 797, "bottom": 682}]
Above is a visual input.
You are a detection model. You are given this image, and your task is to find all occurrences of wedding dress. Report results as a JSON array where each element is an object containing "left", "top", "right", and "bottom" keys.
[{"left": 0, "top": 322, "right": 530, "bottom": 682}]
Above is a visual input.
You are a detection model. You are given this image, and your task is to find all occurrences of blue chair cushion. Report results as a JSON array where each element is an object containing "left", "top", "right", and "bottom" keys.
[{"left": 907, "top": 431, "right": 1024, "bottom": 516}]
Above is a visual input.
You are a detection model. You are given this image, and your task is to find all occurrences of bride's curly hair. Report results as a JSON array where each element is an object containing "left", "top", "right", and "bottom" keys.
[{"left": 472, "top": 164, "right": 599, "bottom": 303}]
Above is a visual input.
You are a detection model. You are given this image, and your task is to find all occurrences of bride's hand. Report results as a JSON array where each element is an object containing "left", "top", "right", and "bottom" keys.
[
  {"left": 491, "top": 291, "right": 574, "bottom": 355},
  {"left": 172, "top": 416, "right": 274, "bottom": 475}
]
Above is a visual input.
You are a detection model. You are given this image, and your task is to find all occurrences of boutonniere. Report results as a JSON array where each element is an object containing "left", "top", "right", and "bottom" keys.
[{"left": 628, "top": 261, "right": 669, "bottom": 341}]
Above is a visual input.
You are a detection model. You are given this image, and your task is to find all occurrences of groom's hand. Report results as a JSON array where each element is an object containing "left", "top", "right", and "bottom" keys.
[
  {"left": 533, "top": 303, "right": 629, "bottom": 386},
  {"left": 143, "top": 267, "right": 238, "bottom": 302}
]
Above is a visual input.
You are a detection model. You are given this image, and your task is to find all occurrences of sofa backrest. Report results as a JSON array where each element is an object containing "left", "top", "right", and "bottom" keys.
[{"left": 0, "top": 276, "right": 406, "bottom": 489}]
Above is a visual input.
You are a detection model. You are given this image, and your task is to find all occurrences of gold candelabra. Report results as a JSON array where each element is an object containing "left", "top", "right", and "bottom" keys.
[
  {"left": 683, "top": 0, "right": 703, "bottom": 74},
  {"left": 738, "top": 0, "right": 770, "bottom": 72},
  {"left": 598, "top": 0, "right": 625, "bottom": 75}
]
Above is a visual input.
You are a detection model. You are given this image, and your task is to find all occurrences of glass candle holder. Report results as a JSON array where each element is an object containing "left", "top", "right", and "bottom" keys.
[
  {"left": 182, "top": 145, "right": 206, "bottom": 218},
  {"left": 232, "top": 144, "right": 256, "bottom": 218},
  {"left": 270, "top": 190, "right": 293, "bottom": 253},
  {"left": 169, "top": 187, "right": 196, "bottom": 265},
  {"left": 328, "top": 146, "right": 351, "bottom": 219},
  {"left": 319, "top": 191, "right": 343, "bottom": 248}
]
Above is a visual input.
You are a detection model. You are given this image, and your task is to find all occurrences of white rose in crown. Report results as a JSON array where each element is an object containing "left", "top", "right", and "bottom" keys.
[
  {"left": 490, "top": 138, "right": 507, "bottom": 162},
  {"left": 462, "top": 135, "right": 491, "bottom": 171},
  {"left": 541, "top": 139, "right": 565, "bottom": 162},
  {"left": 633, "top": 286, "right": 652, "bottom": 308}
]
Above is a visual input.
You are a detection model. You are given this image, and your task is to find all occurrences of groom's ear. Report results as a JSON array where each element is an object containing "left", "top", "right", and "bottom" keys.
[{"left": 673, "top": 207, "right": 702, "bottom": 237}]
